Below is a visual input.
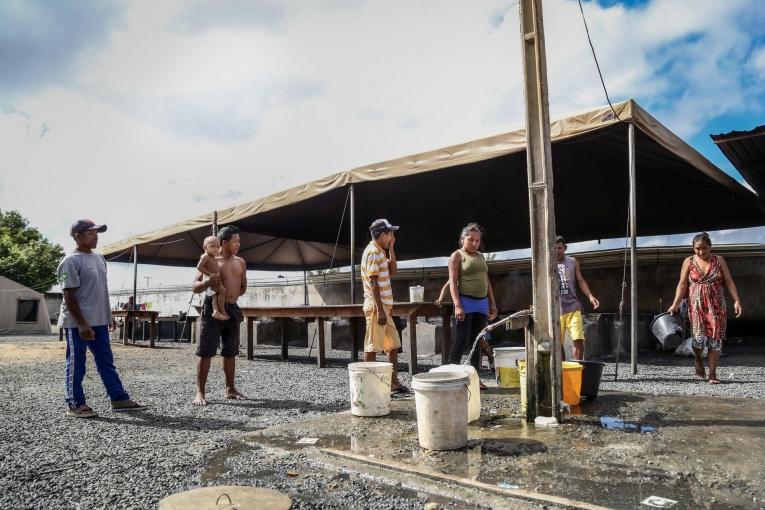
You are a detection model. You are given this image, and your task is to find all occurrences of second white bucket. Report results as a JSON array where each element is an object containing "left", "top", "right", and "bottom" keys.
[
  {"left": 412, "top": 372, "right": 469, "bottom": 450},
  {"left": 348, "top": 362, "right": 393, "bottom": 417},
  {"left": 429, "top": 364, "right": 480, "bottom": 423}
]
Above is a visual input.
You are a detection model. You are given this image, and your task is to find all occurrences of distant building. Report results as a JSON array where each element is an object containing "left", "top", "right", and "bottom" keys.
[
  {"left": 0, "top": 276, "right": 52, "bottom": 335},
  {"left": 45, "top": 292, "right": 63, "bottom": 324}
]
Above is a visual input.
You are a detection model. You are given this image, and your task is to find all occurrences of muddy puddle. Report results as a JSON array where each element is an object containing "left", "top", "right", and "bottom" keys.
[{"left": 226, "top": 392, "right": 764, "bottom": 509}]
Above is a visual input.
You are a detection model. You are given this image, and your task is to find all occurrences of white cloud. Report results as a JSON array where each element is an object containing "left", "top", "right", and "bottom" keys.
[
  {"left": 748, "top": 45, "right": 765, "bottom": 82},
  {"left": 1, "top": 0, "right": 764, "bottom": 285},
  {"left": 168, "top": 0, "right": 289, "bottom": 34}
]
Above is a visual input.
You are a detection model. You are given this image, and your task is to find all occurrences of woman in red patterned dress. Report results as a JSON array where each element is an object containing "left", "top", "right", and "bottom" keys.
[{"left": 668, "top": 233, "right": 742, "bottom": 384}]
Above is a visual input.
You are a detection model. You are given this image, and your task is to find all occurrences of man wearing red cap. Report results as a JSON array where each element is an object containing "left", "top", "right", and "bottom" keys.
[{"left": 57, "top": 219, "right": 146, "bottom": 418}]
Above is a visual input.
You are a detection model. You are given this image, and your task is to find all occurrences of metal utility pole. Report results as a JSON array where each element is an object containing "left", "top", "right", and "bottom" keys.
[
  {"left": 628, "top": 123, "right": 638, "bottom": 374},
  {"left": 519, "top": 0, "right": 562, "bottom": 422}
]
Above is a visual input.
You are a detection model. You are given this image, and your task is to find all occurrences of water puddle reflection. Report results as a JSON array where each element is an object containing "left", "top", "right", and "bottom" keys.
[
  {"left": 600, "top": 416, "right": 657, "bottom": 433},
  {"left": 233, "top": 397, "right": 761, "bottom": 509}
]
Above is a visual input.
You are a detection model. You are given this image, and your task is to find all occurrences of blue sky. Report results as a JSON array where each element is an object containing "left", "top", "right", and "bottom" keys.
[{"left": 1, "top": 0, "right": 764, "bottom": 287}]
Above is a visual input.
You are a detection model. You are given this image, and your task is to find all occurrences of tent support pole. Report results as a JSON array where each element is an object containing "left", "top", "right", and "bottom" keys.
[
  {"left": 213, "top": 211, "right": 218, "bottom": 236},
  {"left": 350, "top": 184, "right": 356, "bottom": 304},
  {"left": 132, "top": 245, "right": 138, "bottom": 344},
  {"left": 629, "top": 123, "right": 638, "bottom": 374},
  {"left": 303, "top": 270, "right": 309, "bottom": 306},
  {"left": 349, "top": 184, "right": 359, "bottom": 361}
]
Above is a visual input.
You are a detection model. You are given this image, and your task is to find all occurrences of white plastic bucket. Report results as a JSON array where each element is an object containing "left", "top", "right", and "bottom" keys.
[
  {"left": 494, "top": 347, "right": 525, "bottom": 388},
  {"left": 348, "top": 362, "right": 393, "bottom": 416},
  {"left": 412, "top": 372, "right": 469, "bottom": 450},
  {"left": 429, "top": 364, "right": 480, "bottom": 423},
  {"left": 409, "top": 285, "right": 424, "bottom": 302}
]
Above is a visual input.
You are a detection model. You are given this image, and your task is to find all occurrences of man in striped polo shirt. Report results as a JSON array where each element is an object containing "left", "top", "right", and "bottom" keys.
[{"left": 361, "top": 218, "right": 408, "bottom": 393}]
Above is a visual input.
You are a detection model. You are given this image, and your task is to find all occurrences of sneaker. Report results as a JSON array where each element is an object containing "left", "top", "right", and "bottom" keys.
[
  {"left": 66, "top": 405, "right": 98, "bottom": 418},
  {"left": 111, "top": 399, "right": 147, "bottom": 412}
]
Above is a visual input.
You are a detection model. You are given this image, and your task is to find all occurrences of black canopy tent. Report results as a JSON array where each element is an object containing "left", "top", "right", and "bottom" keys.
[{"left": 101, "top": 100, "right": 765, "bottom": 270}]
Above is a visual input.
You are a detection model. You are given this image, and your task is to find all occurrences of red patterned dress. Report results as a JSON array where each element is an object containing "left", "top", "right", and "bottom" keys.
[{"left": 688, "top": 255, "right": 726, "bottom": 349}]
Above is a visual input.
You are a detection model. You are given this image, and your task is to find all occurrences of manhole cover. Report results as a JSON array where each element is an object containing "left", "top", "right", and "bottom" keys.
[{"left": 158, "top": 486, "right": 291, "bottom": 510}]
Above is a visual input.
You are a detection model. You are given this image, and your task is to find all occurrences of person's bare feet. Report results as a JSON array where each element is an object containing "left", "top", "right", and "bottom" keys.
[
  {"left": 225, "top": 390, "right": 248, "bottom": 400},
  {"left": 192, "top": 392, "right": 208, "bottom": 405},
  {"left": 211, "top": 311, "right": 229, "bottom": 321},
  {"left": 694, "top": 360, "right": 706, "bottom": 379}
]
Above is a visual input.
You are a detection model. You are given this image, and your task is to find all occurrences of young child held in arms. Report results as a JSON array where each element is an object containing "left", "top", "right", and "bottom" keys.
[{"left": 197, "top": 236, "right": 228, "bottom": 321}]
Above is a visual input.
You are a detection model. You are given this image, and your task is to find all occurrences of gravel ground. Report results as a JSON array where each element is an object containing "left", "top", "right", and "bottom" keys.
[
  {"left": 597, "top": 337, "right": 765, "bottom": 399},
  {"left": 0, "top": 334, "right": 762, "bottom": 509}
]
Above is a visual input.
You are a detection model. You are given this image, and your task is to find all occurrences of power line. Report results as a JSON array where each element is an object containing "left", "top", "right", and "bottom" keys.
[{"left": 577, "top": 0, "right": 622, "bottom": 121}]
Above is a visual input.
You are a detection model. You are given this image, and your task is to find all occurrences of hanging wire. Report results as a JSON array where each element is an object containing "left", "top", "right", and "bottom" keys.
[
  {"left": 116, "top": 247, "right": 135, "bottom": 298},
  {"left": 575, "top": 0, "right": 630, "bottom": 377},
  {"left": 614, "top": 144, "right": 633, "bottom": 381},
  {"left": 105, "top": 247, "right": 133, "bottom": 261},
  {"left": 577, "top": 0, "right": 622, "bottom": 122},
  {"left": 316, "top": 186, "right": 352, "bottom": 288},
  {"left": 146, "top": 238, "right": 186, "bottom": 246}
]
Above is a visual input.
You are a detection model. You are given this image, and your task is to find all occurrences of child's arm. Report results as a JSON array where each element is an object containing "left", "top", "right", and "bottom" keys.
[{"left": 196, "top": 254, "right": 215, "bottom": 277}]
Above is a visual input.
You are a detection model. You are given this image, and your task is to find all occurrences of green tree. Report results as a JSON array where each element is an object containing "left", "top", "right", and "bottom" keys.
[{"left": 0, "top": 210, "right": 65, "bottom": 292}]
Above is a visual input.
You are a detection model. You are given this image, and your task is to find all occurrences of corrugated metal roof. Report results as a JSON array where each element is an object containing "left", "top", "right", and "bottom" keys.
[{"left": 711, "top": 125, "right": 765, "bottom": 196}]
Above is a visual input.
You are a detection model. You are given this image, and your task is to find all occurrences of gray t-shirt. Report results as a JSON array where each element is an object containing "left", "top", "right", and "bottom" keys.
[
  {"left": 556, "top": 255, "right": 582, "bottom": 314},
  {"left": 57, "top": 250, "right": 112, "bottom": 328}
]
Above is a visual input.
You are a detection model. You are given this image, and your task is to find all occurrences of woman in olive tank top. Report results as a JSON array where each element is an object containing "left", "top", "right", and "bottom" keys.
[{"left": 446, "top": 223, "right": 497, "bottom": 388}]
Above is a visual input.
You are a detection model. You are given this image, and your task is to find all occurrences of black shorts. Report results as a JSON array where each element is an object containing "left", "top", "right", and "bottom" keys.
[{"left": 197, "top": 296, "right": 243, "bottom": 358}]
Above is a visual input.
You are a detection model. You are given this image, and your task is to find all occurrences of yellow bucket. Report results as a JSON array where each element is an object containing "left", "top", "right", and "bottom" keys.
[
  {"left": 494, "top": 347, "right": 524, "bottom": 388},
  {"left": 518, "top": 360, "right": 582, "bottom": 412},
  {"left": 562, "top": 361, "right": 583, "bottom": 406},
  {"left": 497, "top": 366, "right": 520, "bottom": 388}
]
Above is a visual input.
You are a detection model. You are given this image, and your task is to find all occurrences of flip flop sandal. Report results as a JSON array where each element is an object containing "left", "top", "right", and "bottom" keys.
[{"left": 708, "top": 378, "right": 721, "bottom": 385}]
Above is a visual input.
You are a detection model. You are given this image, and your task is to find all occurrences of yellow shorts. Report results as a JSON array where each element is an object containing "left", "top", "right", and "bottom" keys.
[
  {"left": 560, "top": 310, "right": 585, "bottom": 343},
  {"left": 363, "top": 302, "right": 401, "bottom": 353}
]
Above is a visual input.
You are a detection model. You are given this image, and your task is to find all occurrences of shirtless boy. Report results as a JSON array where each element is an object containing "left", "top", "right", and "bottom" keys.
[
  {"left": 192, "top": 225, "right": 248, "bottom": 405},
  {"left": 197, "top": 236, "right": 228, "bottom": 321}
]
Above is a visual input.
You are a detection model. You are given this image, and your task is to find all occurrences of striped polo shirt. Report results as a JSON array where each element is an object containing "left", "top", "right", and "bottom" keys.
[{"left": 361, "top": 241, "right": 394, "bottom": 306}]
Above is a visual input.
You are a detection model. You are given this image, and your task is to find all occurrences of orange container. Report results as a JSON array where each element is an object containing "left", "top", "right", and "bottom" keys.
[
  {"left": 519, "top": 361, "right": 582, "bottom": 410},
  {"left": 562, "top": 361, "right": 583, "bottom": 405}
]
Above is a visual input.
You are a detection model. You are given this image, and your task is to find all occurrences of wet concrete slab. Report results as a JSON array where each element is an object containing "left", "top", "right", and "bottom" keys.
[{"left": 241, "top": 390, "right": 765, "bottom": 509}]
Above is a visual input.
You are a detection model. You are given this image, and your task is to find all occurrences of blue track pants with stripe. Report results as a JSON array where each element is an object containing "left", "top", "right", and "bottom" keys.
[{"left": 64, "top": 325, "right": 130, "bottom": 408}]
